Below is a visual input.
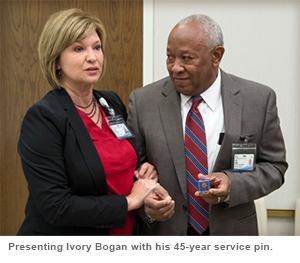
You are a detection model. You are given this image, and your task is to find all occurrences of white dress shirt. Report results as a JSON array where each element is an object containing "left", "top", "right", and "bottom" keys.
[{"left": 181, "top": 69, "right": 225, "bottom": 174}]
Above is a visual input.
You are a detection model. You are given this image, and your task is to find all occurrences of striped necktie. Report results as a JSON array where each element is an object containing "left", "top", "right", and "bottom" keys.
[{"left": 185, "top": 95, "right": 209, "bottom": 234}]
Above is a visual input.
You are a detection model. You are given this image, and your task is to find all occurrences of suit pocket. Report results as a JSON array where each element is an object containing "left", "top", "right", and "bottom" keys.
[
  {"left": 239, "top": 132, "right": 257, "bottom": 143},
  {"left": 234, "top": 210, "right": 256, "bottom": 222},
  {"left": 233, "top": 209, "right": 258, "bottom": 235}
]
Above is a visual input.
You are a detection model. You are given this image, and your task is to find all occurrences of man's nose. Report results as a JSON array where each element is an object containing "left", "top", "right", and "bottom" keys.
[{"left": 171, "top": 59, "right": 185, "bottom": 74}]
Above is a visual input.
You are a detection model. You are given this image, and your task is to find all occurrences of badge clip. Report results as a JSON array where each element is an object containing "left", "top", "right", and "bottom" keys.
[{"left": 99, "top": 97, "right": 115, "bottom": 116}]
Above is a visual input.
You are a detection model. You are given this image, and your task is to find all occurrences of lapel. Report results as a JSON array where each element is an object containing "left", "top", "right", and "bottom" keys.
[
  {"left": 158, "top": 80, "right": 188, "bottom": 201},
  {"left": 52, "top": 89, "right": 108, "bottom": 195},
  {"left": 213, "top": 70, "right": 242, "bottom": 172}
]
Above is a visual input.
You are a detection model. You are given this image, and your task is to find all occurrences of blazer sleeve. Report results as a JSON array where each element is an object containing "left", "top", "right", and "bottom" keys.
[
  {"left": 224, "top": 88, "right": 288, "bottom": 208},
  {"left": 18, "top": 96, "right": 128, "bottom": 229}
]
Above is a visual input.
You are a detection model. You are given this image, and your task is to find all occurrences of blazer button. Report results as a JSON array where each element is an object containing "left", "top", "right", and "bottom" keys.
[{"left": 183, "top": 205, "right": 187, "bottom": 212}]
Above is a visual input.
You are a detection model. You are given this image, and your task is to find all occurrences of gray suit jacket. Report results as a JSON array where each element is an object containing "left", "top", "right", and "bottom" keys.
[{"left": 127, "top": 70, "right": 288, "bottom": 236}]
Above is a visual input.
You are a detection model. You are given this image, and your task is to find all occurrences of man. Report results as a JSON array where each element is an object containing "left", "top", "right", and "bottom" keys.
[{"left": 127, "top": 14, "right": 288, "bottom": 235}]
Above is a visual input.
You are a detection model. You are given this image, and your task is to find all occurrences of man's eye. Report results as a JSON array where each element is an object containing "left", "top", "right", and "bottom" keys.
[
  {"left": 167, "top": 54, "right": 174, "bottom": 61},
  {"left": 183, "top": 56, "right": 192, "bottom": 60}
]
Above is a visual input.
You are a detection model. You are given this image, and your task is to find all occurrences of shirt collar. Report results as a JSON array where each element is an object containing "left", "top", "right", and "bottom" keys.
[{"left": 181, "top": 68, "right": 222, "bottom": 111}]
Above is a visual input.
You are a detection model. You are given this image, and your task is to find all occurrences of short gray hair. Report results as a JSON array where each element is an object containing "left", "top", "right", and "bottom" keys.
[{"left": 178, "top": 14, "right": 224, "bottom": 50}]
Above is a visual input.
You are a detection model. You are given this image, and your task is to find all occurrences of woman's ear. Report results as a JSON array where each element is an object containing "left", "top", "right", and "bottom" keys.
[{"left": 56, "top": 62, "right": 61, "bottom": 71}]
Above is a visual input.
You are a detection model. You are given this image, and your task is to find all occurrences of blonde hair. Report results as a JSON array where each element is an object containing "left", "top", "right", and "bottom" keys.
[{"left": 38, "top": 8, "right": 106, "bottom": 89}]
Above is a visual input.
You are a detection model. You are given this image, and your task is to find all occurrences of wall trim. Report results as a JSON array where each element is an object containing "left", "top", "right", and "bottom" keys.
[{"left": 143, "top": 0, "right": 154, "bottom": 86}]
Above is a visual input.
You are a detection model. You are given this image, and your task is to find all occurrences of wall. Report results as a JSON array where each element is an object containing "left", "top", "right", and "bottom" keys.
[
  {"left": 0, "top": 0, "right": 143, "bottom": 236},
  {"left": 143, "top": 0, "right": 300, "bottom": 235}
]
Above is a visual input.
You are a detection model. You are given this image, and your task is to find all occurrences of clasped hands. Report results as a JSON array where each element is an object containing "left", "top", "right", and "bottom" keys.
[
  {"left": 132, "top": 163, "right": 175, "bottom": 221},
  {"left": 131, "top": 164, "right": 231, "bottom": 222}
]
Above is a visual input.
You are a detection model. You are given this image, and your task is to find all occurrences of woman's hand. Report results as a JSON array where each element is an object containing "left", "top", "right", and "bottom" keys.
[
  {"left": 134, "top": 162, "right": 159, "bottom": 182},
  {"left": 126, "top": 179, "right": 157, "bottom": 211}
]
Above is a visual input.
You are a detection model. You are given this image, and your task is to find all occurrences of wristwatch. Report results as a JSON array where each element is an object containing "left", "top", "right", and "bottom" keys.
[{"left": 145, "top": 214, "right": 156, "bottom": 224}]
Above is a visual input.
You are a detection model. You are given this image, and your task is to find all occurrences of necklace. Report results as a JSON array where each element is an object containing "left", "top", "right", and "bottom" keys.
[
  {"left": 74, "top": 96, "right": 95, "bottom": 109},
  {"left": 94, "top": 103, "right": 101, "bottom": 125},
  {"left": 74, "top": 96, "right": 101, "bottom": 125}
]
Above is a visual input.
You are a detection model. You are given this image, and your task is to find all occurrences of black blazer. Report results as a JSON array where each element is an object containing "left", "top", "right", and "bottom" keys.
[{"left": 17, "top": 88, "right": 137, "bottom": 235}]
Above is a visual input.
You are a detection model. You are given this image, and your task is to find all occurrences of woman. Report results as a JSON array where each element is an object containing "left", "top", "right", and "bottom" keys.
[{"left": 17, "top": 8, "right": 158, "bottom": 236}]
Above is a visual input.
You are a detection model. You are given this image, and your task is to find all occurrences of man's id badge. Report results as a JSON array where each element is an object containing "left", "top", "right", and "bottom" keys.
[
  {"left": 105, "top": 116, "right": 134, "bottom": 139},
  {"left": 232, "top": 143, "right": 256, "bottom": 171}
]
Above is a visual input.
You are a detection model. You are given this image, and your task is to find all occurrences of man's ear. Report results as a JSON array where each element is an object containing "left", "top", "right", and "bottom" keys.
[{"left": 212, "top": 46, "right": 225, "bottom": 67}]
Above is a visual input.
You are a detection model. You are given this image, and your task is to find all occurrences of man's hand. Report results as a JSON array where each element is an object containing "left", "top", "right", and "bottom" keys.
[
  {"left": 144, "top": 185, "right": 175, "bottom": 221},
  {"left": 134, "top": 162, "right": 158, "bottom": 182},
  {"left": 195, "top": 172, "right": 231, "bottom": 204}
]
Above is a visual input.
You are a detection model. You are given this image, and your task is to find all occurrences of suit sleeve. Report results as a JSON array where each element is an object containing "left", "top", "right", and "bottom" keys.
[
  {"left": 224, "top": 89, "right": 288, "bottom": 208},
  {"left": 18, "top": 101, "right": 128, "bottom": 228},
  {"left": 127, "top": 90, "right": 148, "bottom": 166},
  {"left": 127, "top": 90, "right": 155, "bottom": 228}
]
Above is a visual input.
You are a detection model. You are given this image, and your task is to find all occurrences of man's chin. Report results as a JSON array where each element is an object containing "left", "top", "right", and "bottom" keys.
[{"left": 175, "top": 85, "right": 195, "bottom": 96}]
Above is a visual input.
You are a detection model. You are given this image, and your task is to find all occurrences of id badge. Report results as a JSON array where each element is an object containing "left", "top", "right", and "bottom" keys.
[
  {"left": 232, "top": 143, "right": 256, "bottom": 171},
  {"left": 105, "top": 115, "right": 134, "bottom": 139},
  {"left": 99, "top": 97, "right": 134, "bottom": 139}
]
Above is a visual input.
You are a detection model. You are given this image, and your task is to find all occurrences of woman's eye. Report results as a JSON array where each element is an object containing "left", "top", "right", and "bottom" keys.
[
  {"left": 94, "top": 45, "right": 102, "bottom": 51},
  {"left": 74, "top": 46, "right": 83, "bottom": 52}
]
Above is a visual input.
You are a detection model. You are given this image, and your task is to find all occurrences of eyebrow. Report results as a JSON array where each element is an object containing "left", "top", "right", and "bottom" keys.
[
  {"left": 179, "top": 49, "right": 193, "bottom": 54},
  {"left": 73, "top": 39, "right": 101, "bottom": 45},
  {"left": 167, "top": 48, "right": 193, "bottom": 54}
]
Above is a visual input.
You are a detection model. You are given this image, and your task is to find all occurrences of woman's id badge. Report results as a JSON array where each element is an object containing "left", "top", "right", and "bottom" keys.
[
  {"left": 232, "top": 143, "right": 256, "bottom": 172},
  {"left": 99, "top": 97, "right": 134, "bottom": 139},
  {"left": 105, "top": 116, "right": 134, "bottom": 139}
]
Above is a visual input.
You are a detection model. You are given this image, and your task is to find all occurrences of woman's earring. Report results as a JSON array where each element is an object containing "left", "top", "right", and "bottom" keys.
[{"left": 56, "top": 69, "right": 61, "bottom": 77}]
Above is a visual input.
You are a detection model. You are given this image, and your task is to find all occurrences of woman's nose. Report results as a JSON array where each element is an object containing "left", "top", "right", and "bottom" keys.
[{"left": 86, "top": 49, "right": 96, "bottom": 62}]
